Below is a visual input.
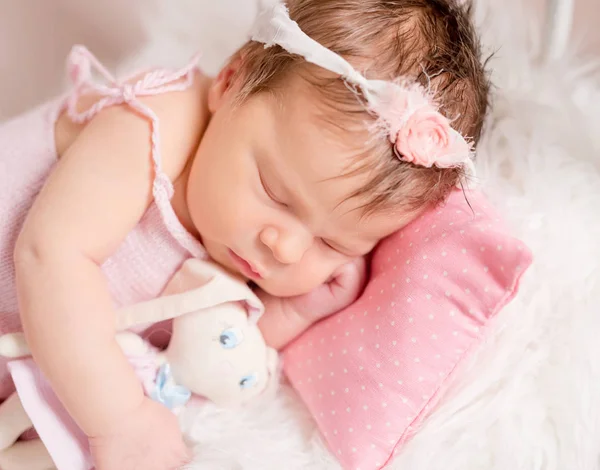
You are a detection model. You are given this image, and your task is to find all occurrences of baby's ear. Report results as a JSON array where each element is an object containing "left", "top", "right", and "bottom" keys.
[
  {"left": 208, "top": 54, "right": 244, "bottom": 113},
  {"left": 0, "top": 333, "right": 31, "bottom": 358}
]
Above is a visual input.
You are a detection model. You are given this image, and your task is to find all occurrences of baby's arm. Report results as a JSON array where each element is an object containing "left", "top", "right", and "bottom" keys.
[
  {"left": 14, "top": 86, "right": 206, "bottom": 439},
  {"left": 258, "top": 257, "right": 367, "bottom": 350}
]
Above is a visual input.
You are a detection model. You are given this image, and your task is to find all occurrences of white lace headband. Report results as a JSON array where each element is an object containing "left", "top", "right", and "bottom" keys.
[{"left": 249, "top": 2, "right": 476, "bottom": 181}]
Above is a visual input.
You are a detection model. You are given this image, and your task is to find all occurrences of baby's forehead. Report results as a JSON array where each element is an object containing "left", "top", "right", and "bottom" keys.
[
  {"left": 269, "top": 85, "right": 373, "bottom": 171},
  {"left": 250, "top": 80, "right": 405, "bottom": 242},
  {"left": 273, "top": 73, "right": 367, "bottom": 131}
]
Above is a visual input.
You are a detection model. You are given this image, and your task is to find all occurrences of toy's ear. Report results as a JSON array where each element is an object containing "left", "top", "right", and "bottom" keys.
[
  {"left": 116, "top": 259, "right": 263, "bottom": 330},
  {"left": 0, "top": 333, "right": 31, "bottom": 358},
  {"left": 263, "top": 347, "right": 281, "bottom": 396}
]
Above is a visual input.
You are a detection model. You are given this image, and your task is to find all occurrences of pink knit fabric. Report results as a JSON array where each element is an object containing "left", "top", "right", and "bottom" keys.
[
  {"left": 8, "top": 353, "right": 161, "bottom": 470},
  {"left": 0, "top": 45, "right": 206, "bottom": 399}
]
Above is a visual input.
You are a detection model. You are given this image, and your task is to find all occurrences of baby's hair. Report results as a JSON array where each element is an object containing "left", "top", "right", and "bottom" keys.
[{"left": 234, "top": 0, "right": 490, "bottom": 217}]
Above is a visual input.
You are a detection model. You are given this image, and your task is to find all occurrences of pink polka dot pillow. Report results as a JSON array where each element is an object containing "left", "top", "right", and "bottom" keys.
[{"left": 283, "top": 190, "right": 532, "bottom": 470}]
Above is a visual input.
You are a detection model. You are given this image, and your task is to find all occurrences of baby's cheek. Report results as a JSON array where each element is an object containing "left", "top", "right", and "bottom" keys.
[
  {"left": 258, "top": 262, "right": 330, "bottom": 297},
  {"left": 256, "top": 276, "right": 313, "bottom": 297}
]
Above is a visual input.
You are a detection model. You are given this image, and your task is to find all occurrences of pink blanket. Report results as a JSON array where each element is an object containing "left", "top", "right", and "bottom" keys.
[{"left": 9, "top": 356, "right": 158, "bottom": 470}]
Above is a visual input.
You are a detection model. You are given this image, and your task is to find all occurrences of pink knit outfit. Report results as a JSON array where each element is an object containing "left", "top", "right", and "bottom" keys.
[{"left": 0, "top": 46, "right": 206, "bottom": 399}]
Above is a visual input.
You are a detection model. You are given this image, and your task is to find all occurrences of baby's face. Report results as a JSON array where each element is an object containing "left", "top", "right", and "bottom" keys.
[{"left": 187, "top": 73, "right": 403, "bottom": 297}]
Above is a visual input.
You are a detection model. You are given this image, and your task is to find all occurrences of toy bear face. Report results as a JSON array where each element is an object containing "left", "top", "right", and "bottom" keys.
[{"left": 166, "top": 302, "right": 278, "bottom": 407}]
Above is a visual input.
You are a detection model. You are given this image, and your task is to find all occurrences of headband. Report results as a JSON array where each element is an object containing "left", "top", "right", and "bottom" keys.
[{"left": 249, "top": 2, "right": 476, "bottom": 181}]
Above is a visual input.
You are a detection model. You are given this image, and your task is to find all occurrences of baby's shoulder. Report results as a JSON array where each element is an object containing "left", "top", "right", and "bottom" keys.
[{"left": 55, "top": 70, "right": 212, "bottom": 181}]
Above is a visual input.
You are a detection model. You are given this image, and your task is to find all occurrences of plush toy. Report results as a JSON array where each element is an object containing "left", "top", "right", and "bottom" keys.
[{"left": 0, "top": 259, "right": 279, "bottom": 470}]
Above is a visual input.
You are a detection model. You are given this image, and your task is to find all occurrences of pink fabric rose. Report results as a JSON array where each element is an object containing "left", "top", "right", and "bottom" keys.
[
  {"left": 370, "top": 81, "right": 472, "bottom": 170},
  {"left": 394, "top": 109, "right": 471, "bottom": 168}
]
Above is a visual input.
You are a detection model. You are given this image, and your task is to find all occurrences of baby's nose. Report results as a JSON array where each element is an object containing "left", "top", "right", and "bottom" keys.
[{"left": 260, "top": 227, "right": 311, "bottom": 264}]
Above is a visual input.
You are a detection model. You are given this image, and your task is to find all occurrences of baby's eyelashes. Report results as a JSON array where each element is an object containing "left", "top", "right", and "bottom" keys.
[
  {"left": 320, "top": 238, "right": 354, "bottom": 257},
  {"left": 259, "top": 170, "right": 288, "bottom": 207},
  {"left": 320, "top": 238, "right": 339, "bottom": 253}
]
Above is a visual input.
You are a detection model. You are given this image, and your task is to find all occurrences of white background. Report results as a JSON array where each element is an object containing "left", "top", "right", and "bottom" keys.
[{"left": 0, "top": 0, "right": 598, "bottom": 120}]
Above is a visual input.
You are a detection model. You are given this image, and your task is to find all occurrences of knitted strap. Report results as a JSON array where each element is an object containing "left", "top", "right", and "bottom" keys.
[{"left": 65, "top": 46, "right": 206, "bottom": 259}]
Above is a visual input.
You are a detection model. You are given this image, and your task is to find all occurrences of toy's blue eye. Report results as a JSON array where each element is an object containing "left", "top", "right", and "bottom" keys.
[
  {"left": 219, "top": 328, "right": 243, "bottom": 349},
  {"left": 239, "top": 374, "right": 258, "bottom": 389}
]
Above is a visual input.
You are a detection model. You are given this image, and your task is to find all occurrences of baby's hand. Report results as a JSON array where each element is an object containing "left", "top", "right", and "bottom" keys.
[
  {"left": 89, "top": 397, "right": 190, "bottom": 470},
  {"left": 258, "top": 257, "right": 367, "bottom": 349},
  {"left": 286, "top": 257, "right": 368, "bottom": 322}
]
